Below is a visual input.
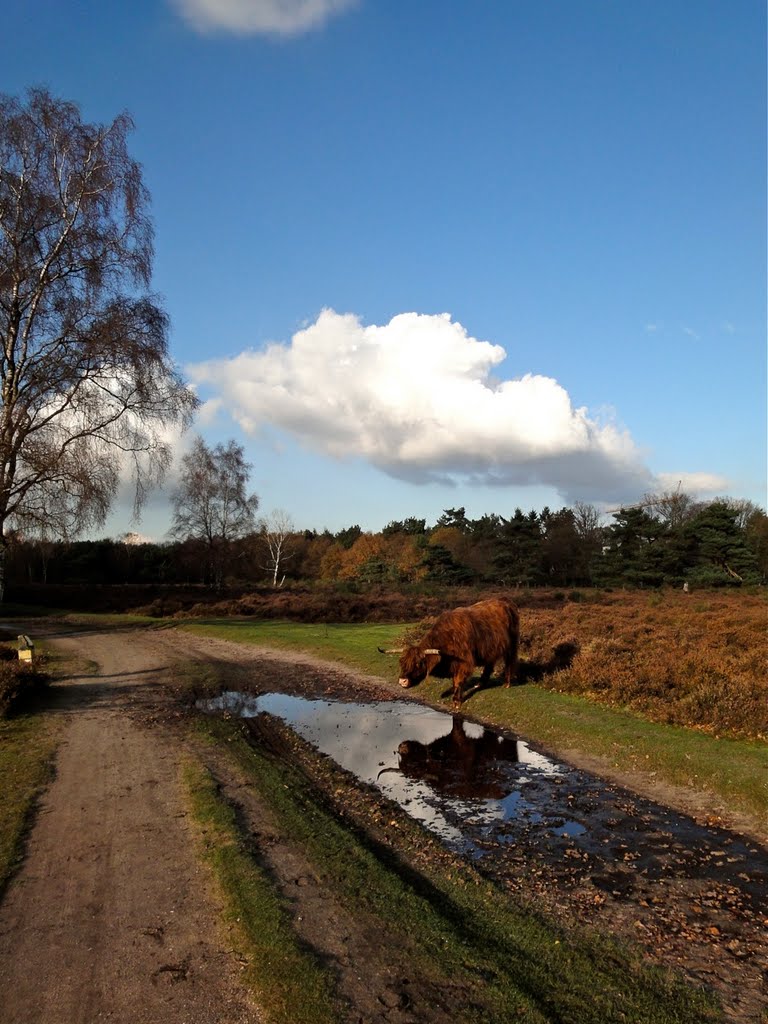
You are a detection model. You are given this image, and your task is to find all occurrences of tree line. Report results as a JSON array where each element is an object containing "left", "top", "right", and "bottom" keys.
[{"left": 6, "top": 491, "right": 766, "bottom": 591}]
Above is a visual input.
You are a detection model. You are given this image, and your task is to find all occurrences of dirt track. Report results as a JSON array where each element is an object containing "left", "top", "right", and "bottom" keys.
[{"left": 0, "top": 628, "right": 261, "bottom": 1024}]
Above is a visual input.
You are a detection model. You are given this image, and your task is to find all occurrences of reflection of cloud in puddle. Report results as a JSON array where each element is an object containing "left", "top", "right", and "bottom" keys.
[
  {"left": 212, "top": 693, "right": 470, "bottom": 844},
  {"left": 201, "top": 692, "right": 583, "bottom": 851}
]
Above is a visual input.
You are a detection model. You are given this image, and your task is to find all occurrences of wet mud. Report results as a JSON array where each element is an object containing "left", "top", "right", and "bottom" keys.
[{"left": 202, "top": 688, "right": 768, "bottom": 1022}]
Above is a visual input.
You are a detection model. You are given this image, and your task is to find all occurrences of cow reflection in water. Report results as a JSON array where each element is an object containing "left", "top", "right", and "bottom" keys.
[{"left": 394, "top": 717, "right": 520, "bottom": 800}]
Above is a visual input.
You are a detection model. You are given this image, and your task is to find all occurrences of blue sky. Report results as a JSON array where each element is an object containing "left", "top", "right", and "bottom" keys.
[{"left": 2, "top": 0, "right": 765, "bottom": 537}]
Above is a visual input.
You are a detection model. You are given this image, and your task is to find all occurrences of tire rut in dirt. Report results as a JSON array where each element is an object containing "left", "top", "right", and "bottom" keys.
[{"left": 196, "top": 725, "right": 466, "bottom": 1024}]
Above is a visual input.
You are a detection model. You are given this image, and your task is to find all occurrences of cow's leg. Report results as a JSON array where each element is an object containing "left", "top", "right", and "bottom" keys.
[
  {"left": 452, "top": 667, "right": 473, "bottom": 705},
  {"left": 502, "top": 648, "right": 519, "bottom": 688}
]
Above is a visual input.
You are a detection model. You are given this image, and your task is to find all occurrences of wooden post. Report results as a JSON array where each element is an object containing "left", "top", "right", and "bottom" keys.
[{"left": 17, "top": 634, "right": 34, "bottom": 662}]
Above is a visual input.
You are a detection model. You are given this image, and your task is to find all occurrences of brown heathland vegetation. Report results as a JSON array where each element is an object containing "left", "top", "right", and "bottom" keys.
[{"left": 519, "top": 590, "right": 767, "bottom": 741}]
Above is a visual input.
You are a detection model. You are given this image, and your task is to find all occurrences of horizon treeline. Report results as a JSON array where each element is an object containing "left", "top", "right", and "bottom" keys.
[{"left": 5, "top": 495, "right": 767, "bottom": 592}]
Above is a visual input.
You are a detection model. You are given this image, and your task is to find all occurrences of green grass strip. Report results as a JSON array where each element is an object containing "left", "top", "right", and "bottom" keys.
[
  {"left": 197, "top": 715, "right": 721, "bottom": 1024},
  {"left": 181, "top": 620, "right": 768, "bottom": 830},
  {"left": 466, "top": 683, "right": 768, "bottom": 827},
  {"left": 0, "top": 712, "right": 59, "bottom": 893},
  {"left": 182, "top": 758, "right": 341, "bottom": 1024},
  {"left": 180, "top": 618, "right": 400, "bottom": 676}
]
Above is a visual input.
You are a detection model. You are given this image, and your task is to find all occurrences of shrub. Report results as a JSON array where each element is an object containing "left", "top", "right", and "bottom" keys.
[{"left": 0, "top": 648, "right": 48, "bottom": 716}]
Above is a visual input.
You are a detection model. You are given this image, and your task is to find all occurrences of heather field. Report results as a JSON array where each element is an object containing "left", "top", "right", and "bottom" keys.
[{"left": 519, "top": 590, "right": 767, "bottom": 741}]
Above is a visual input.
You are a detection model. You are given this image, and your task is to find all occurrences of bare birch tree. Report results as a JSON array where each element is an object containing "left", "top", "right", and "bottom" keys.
[
  {"left": 571, "top": 500, "right": 603, "bottom": 579},
  {"left": 259, "top": 508, "right": 294, "bottom": 586},
  {"left": 170, "top": 436, "right": 259, "bottom": 587},
  {"left": 0, "top": 88, "right": 197, "bottom": 597}
]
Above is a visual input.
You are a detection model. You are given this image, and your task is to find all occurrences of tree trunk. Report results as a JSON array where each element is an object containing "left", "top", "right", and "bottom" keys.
[{"left": 0, "top": 538, "right": 7, "bottom": 603}]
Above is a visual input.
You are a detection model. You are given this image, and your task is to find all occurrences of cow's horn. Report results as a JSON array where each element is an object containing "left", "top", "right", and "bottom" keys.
[
  {"left": 378, "top": 646, "right": 404, "bottom": 654},
  {"left": 376, "top": 766, "right": 401, "bottom": 780},
  {"left": 423, "top": 648, "right": 440, "bottom": 655}
]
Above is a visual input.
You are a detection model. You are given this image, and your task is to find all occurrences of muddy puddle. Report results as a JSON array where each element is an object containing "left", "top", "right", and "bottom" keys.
[
  {"left": 203, "top": 691, "right": 587, "bottom": 853},
  {"left": 200, "top": 691, "right": 767, "bottom": 905}
]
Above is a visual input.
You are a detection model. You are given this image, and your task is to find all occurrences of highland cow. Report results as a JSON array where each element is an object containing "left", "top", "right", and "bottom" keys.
[{"left": 379, "top": 596, "right": 520, "bottom": 705}]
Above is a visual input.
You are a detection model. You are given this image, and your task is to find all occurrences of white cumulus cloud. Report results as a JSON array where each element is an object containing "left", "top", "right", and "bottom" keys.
[
  {"left": 170, "top": 0, "right": 358, "bottom": 35},
  {"left": 189, "top": 309, "right": 684, "bottom": 505}
]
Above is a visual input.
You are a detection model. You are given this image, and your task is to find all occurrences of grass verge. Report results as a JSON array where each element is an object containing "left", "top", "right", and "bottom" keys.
[
  {"left": 182, "top": 757, "right": 341, "bottom": 1024},
  {"left": 192, "top": 713, "right": 721, "bottom": 1024},
  {"left": 0, "top": 711, "right": 59, "bottom": 894},
  {"left": 464, "top": 682, "right": 768, "bottom": 828},
  {"left": 180, "top": 620, "right": 768, "bottom": 833}
]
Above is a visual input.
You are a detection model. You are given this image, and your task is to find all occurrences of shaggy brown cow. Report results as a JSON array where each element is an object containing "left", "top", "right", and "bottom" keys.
[{"left": 379, "top": 596, "right": 520, "bottom": 705}]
